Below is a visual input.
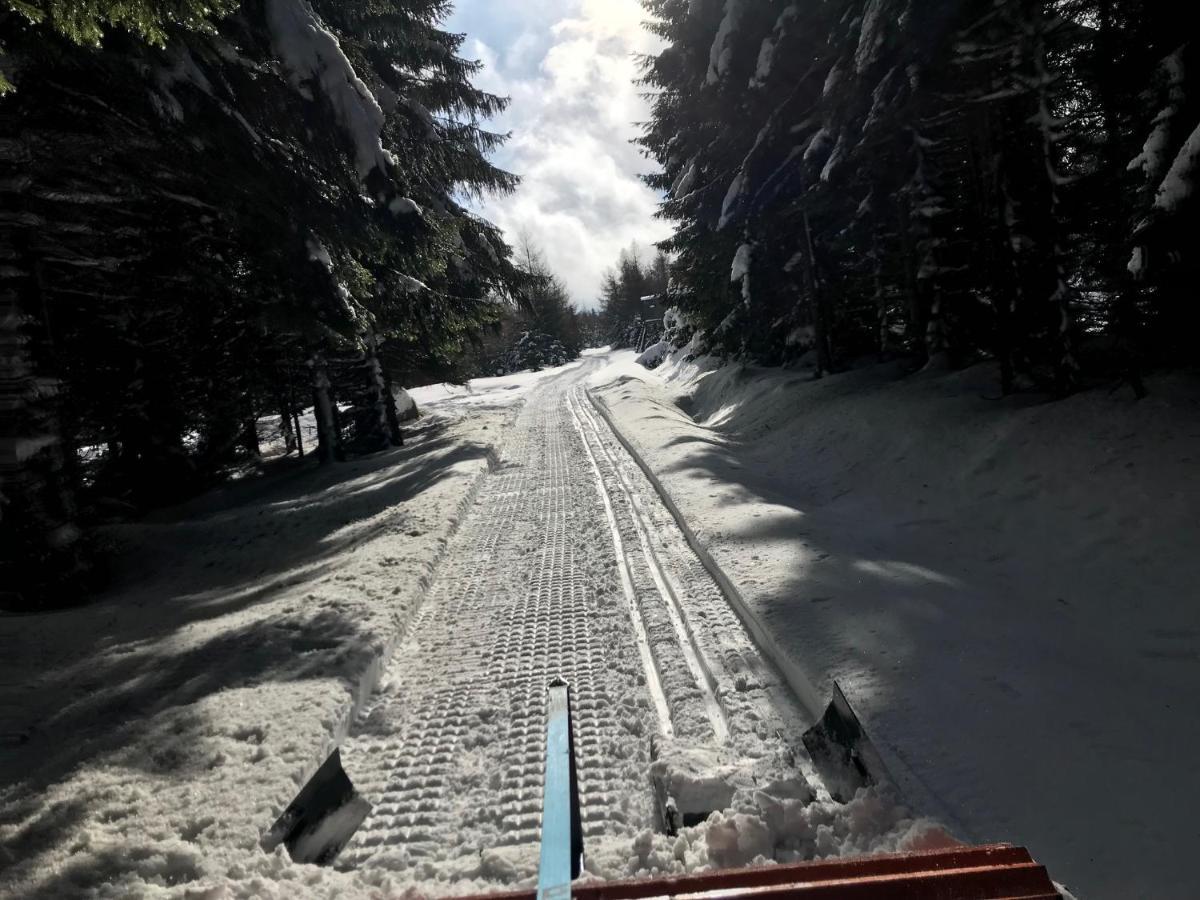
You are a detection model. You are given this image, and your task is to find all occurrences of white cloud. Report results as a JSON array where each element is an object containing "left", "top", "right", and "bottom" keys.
[{"left": 450, "top": 0, "right": 672, "bottom": 309}]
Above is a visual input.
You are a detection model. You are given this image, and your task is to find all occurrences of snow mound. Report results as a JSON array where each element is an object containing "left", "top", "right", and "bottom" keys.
[
  {"left": 636, "top": 340, "right": 671, "bottom": 370},
  {"left": 593, "top": 354, "right": 1200, "bottom": 900},
  {"left": 394, "top": 387, "right": 418, "bottom": 422}
]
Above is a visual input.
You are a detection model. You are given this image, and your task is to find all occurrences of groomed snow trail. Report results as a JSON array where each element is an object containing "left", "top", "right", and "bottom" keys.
[{"left": 336, "top": 358, "right": 939, "bottom": 892}]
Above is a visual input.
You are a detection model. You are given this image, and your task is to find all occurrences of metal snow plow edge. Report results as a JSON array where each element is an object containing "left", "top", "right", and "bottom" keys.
[
  {"left": 801, "top": 681, "right": 889, "bottom": 803},
  {"left": 261, "top": 748, "right": 371, "bottom": 866},
  {"left": 454, "top": 844, "right": 1062, "bottom": 900}
]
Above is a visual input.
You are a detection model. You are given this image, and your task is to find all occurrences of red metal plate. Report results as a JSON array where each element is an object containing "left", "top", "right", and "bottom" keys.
[{"left": 453, "top": 844, "right": 1060, "bottom": 900}]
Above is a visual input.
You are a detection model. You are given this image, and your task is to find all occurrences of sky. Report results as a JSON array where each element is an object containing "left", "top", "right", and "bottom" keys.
[{"left": 445, "top": 0, "right": 673, "bottom": 309}]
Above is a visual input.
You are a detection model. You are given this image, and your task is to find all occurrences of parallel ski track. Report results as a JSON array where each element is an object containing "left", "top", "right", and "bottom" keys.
[
  {"left": 339, "top": 362, "right": 828, "bottom": 884},
  {"left": 569, "top": 388, "right": 819, "bottom": 770}
]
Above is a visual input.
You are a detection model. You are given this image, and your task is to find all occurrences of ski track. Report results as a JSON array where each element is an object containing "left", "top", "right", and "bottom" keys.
[{"left": 336, "top": 359, "right": 849, "bottom": 888}]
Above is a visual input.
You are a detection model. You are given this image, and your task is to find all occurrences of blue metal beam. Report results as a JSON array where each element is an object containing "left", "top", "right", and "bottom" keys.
[{"left": 538, "top": 678, "right": 583, "bottom": 900}]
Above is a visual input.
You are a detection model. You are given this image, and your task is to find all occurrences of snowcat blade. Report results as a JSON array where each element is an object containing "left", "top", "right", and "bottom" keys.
[
  {"left": 801, "top": 682, "right": 886, "bottom": 802},
  {"left": 262, "top": 748, "right": 371, "bottom": 866},
  {"left": 538, "top": 679, "right": 583, "bottom": 900}
]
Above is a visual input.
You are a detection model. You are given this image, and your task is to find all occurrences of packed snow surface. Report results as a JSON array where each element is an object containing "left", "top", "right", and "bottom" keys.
[
  {"left": 594, "top": 347, "right": 1200, "bottom": 900},
  {"left": 15, "top": 344, "right": 1187, "bottom": 898},
  {"left": 1, "top": 353, "right": 950, "bottom": 897}
]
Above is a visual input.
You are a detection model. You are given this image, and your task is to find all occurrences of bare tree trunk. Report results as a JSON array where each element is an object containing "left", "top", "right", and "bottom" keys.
[
  {"left": 241, "top": 416, "right": 260, "bottom": 458},
  {"left": 278, "top": 394, "right": 296, "bottom": 455},
  {"left": 897, "top": 194, "right": 927, "bottom": 364},
  {"left": 285, "top": 372, "right": 304, "bottom": 457},
  {"left": 871, "top": 213, "right": 888, "bottom": 359},
  {"left": 309, "top": 353, "right": 339, "bottom": 464}
]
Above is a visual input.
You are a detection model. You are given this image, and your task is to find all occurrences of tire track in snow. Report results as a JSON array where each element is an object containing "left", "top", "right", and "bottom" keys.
[
  {"left": 570, "top": 385, "right": 836, "bottom": 810},
  {"left": 337, "top": 364, "right": 662, "bottom": 881}
]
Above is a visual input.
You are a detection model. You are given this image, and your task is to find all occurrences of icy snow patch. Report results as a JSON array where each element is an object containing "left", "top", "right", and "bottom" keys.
[
  {"left": 718, "top": 170, "right": 745, "bottom": 229},
  {"left": 388, "top": 196, "right": 421, "bottom": 216},
  {"left": 750, "top": 5, "right": 797, "bottom": 88},
  {"left": 306, "top": 235, "right": 334, "bottom": 269},
  {"left": 672, "top": 161, "right": 698, "bottom": 198}
]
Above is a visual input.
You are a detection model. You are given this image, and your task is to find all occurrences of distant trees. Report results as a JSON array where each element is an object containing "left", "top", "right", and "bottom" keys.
[
  {"left": 0, "top": 0, "right": 523, "bottom": 607},
  {"left": 514, "top": 234, "right": 583, "bottom": 357},
  {"left": 598, "top": 245, "right": 670, "bottom": 346},
  {"left": 638, "top": 0, "right": 1198, "bottom": 388},
  {"left": 461, "top": 233, "right": 584, "bottom": 375}
]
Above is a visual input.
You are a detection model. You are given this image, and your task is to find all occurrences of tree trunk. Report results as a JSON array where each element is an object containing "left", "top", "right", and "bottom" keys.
[
  {"left": 242, "top": 416, "right": 260, "bottom": 457},
  {"left": 309, "top": 353, "right": 339, "bottom": 464},
  {"left": 871, "top": 212, "right": 888, "bottom": 359},
  {"left": 292, "top": 407, "right": 304, "bottom": 457},
  {"left": 285, "top": 373, "right": 304, "bottom": 457},
  {"left": 278, "top": 394, "right": 297, "bottom": 455},
  {"left": 896, "top": 194, "right": 927, "bottom": 363},
  {"left": 802, "top": 212, "right": 834, "bottom": 376},
  {"left": 0, "top": 172, "right": 91, "bottom": 607},
  {"left": 364, "top": 331, "right": 401, "bottom": 449}
]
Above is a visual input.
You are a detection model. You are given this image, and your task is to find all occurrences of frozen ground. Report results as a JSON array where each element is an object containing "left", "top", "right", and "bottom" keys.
[{"left": 592, "top": 348, "right": 1200, "bottom": 900}]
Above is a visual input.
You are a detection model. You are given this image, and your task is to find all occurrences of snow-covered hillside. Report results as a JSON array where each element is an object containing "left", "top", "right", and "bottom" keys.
[{"left": 593, "top": 349, "right": 1200, "bottom": 900}]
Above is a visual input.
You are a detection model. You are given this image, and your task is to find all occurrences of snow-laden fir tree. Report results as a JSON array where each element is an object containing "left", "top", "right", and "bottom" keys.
[
  {"left": 0, "top": 0, "right": 524, "bottom": 607},
  {"left": 638, "top": 0, "right": 1194, "bottom": 392}
]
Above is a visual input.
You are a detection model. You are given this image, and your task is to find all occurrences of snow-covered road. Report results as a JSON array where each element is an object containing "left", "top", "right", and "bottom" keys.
[
  {"left": 335, "top": 356, "right": 943, "bottom": 891},
  {"left": 0, "top": 352, "right": 946, "bottom": 899}
]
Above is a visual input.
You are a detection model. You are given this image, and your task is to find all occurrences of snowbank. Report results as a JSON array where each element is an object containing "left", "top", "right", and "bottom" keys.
[
  {"left": 394, "top": 386, "right": 418, "bottom": 422},
  {"left": 636, "top": 340, "right": 671, "bottom": 369},
  {"left": 0, "top": 410, "right": 511, "bottom": 898},
  {"left": 592, "top": 350, "right": 1200, "bottom": 900}
]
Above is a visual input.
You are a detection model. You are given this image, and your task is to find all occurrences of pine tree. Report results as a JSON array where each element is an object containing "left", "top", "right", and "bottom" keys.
[
  {"left": 637, "top": 0, "right": 1192, "bottom": 389},
  {"left": 0, "top": 0, "right": 525, "bottom": 607}
]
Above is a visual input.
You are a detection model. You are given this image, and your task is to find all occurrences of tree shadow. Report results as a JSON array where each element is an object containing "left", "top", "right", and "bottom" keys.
[
  {"left": 0, "top": 414, "right": 494, "bottom": 802},
  {"left": 87, "top": 419, "right": 486, "bottom": 633}
]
